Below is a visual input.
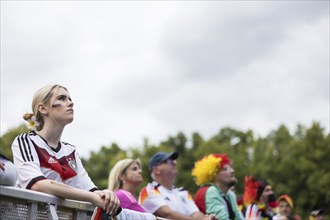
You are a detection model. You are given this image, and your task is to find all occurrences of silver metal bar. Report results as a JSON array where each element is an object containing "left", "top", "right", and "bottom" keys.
[
  {"left": 0, "top": 186, "right": 95, "bottom": 219},
  {"left": 48, "top": 204, "right": 58, "bottom": 220}
]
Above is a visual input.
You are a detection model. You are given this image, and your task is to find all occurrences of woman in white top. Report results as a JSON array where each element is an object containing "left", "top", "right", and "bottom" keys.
[{"left": 11, "top": 84, "right": 120, "bottom": 216}]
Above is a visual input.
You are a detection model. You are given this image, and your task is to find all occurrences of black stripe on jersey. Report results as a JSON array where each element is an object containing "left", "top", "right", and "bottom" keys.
[
  {"left": 62, "top": 141, "right": 75, "bottom": 148},
  {"left": 29, "top": 130, "right": 38, "bottom": 136},
  {"left": 24, "top": 134, "right": 34, "bottom": 161},
  {"left": 18, "top": 133, "right": 34, "bottom": 162},
  {"left": 89, "top": 187, "right": 98, "bottom": 192},
  {"left": 17, "top": 135, "right": 27, "bottom": 162},
  {"left": 21, "top": 134, "right": 32, "bottom": 162},
  {"left": 26, "top": 175, "right": 46, "bottom": 189}
]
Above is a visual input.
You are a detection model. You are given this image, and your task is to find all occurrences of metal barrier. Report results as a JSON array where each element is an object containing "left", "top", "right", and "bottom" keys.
[{"left": 0, "top": 186, "right": 95, "bottom": 220}]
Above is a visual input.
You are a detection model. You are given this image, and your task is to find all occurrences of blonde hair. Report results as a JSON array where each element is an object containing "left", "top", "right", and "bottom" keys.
[
  {"left": 23, "top": 84, "right": 68, "bottom": 131},
  {"left": 108, "top": 158, "right": 142, "bottom": 191}
]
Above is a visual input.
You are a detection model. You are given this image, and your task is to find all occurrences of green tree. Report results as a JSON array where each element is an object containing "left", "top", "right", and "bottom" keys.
[
  {"left": 82, "top": 143, "right": 126, "bottom": 189},
  {"left": 1, "top": 122, "right": 329, "bottom": 219},
  {"left": 0, "top": 124, "right": 28, "bottom": 160}
]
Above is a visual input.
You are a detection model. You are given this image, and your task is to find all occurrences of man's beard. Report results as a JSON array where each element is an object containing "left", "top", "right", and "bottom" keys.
[{"left": 228, "top": 177, "right": 238, "bottom": 187}]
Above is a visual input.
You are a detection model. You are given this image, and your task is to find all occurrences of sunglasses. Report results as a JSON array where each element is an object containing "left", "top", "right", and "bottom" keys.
[{"left": 159, "top": 159, "right": 176, "bottom": 166}]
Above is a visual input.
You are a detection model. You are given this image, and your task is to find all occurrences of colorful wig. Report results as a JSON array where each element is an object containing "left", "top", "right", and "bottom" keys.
[
  {"left": 192, "top": 154, "right": 230, "bottom": 185},
  {"left": 243, "top": 176, "right": 269, "bottom": 206},
  {"left": 277, "top": 194, "right": 294, "bottom": 209}
]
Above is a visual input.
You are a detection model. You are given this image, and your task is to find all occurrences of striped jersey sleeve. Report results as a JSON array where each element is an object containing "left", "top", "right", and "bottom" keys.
[
  {"left": 11, "top": 132, "right": 96, "bottom": 191},
  {"left": 12, "top": 133, "right": 46, "bottom": 189}
]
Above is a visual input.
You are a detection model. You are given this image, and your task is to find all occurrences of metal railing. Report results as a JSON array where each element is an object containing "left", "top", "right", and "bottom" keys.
[{"left": 0, "top": 186, "right": 95, "bottom": 220}]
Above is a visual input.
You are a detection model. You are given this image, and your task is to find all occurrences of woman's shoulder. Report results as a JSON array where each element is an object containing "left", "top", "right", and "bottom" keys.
[
  {"left": 14, "top": 130, "right": 34, "bottom": 138},
  {"left": 12, "top": 131, "right": 36, "bottom": 145},
  {"left": 61, "top": 141, "right": 76, "bottom": 150}
]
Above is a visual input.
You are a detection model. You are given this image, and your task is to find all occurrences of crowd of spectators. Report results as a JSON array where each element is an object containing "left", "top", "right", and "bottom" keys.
[{"left": 1, "top": 84, "right": 326, "bottom": 220}]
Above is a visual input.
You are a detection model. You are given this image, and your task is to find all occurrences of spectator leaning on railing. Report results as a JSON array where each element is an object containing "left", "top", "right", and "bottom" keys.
[{"left": 11, "top": 84, "right": 159, "bottom": 220}]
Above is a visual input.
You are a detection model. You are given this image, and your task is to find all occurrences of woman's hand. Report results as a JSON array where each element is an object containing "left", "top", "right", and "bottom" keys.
[{"left": 93, "top": 189, "right": 120, "bottom": 216}]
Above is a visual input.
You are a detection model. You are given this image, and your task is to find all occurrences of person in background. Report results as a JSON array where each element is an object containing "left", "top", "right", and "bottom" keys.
[
  {"left": 309, "top": 209, "right": 324, "bottom": 220},
  {"left": 243, "top": 176, "right": 277, "bottom": 220},
  {"left": 0, "top": 153, "right": 18, "bottom": 186},
  {"left": 138, "top": 151, "right": 218, "bottom": 220},
  {"left": 273, "top": 194, "right": 301, "bottom": 220},
  {"left": 192, "top": 153, "right": 244, "bottom": 220},
  {"left": 108, "top": 158, "right": 150, "bottom": 213}
]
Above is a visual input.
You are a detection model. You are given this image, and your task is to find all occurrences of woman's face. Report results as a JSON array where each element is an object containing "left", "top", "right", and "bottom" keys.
[
  {"left": 278, "top": 200, "right": 292, "bottom": 216},
  {"left": 47, "top": 87, "right": 74, "bottom": 126},
  {"left": 123, "top": 162, "right": 143, "bottom": 186}
]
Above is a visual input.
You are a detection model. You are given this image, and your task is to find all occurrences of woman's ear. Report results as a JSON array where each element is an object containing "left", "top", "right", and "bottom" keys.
[
  {"left": 38, "top": 104, "right": 48, "bottom": 115},
  {"left": 119, "top": 173, "right": 125, "bottom": 182}
]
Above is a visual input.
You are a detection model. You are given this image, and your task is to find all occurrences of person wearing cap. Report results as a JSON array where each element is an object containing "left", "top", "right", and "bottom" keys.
[
  {"left": 138, "top": 151, "right": 218, "bottom": 220},
  {"left": 243, "top": 176, "right": 277, "bottom": 220},
  {"left": 309, "top": 209, "right": 324, "bottom": 220},
  {"left": 192, "top": 154, "right": 244, "bottom": 220},
  {"left": 273, "top": 194, "right": 301, "bottom": 220}
]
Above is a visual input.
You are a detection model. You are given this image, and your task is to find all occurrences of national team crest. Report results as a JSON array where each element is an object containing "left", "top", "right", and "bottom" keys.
[{"left": 68, "top": 160, "right": 77, "bottom": 172}]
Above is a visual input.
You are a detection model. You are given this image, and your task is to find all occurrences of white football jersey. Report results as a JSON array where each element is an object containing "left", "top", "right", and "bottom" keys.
[
  {"left": 138, "top": 181, "right": 199, "bottom": 215},
  {"left": 12, "top": 131, "right": 96, "bottom": 191}
]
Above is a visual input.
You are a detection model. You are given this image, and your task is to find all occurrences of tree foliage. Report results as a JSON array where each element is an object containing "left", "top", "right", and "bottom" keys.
[
  {"left": 1, "top": 122, "right": 329, "bottom": 219},
  {"left": 0, "top": 124, "right": 28, "bottom": 160}
]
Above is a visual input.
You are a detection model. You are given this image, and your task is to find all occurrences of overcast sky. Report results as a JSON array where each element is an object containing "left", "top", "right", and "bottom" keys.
[{"left": 1, "top": 1, "right": 329, "bottom": 158}]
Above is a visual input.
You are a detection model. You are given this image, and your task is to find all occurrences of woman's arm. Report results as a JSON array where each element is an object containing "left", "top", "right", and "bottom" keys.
[{"left": 31, "top": 179, "right": 119, "bottom": 215}]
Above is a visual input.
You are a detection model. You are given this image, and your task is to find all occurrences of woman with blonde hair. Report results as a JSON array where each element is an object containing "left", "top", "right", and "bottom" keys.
[
  {"left": 108, "top": 158, "right": 147, "bottom": 213},
  {"left": 11, "top": 84, "right": 158, "bottom": 220},
  {"left": 12, "top": 84, "right": 120, "bottom": 217}
]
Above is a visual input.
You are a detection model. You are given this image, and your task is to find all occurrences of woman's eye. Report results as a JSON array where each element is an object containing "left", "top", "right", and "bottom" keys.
[{"left": 59, "top": 96, "right": 66, "bottom": 101}]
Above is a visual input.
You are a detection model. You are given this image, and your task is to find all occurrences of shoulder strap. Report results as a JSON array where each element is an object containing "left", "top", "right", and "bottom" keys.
[{"left": 222, "top": 195, "right": 235, "bottom": 220}]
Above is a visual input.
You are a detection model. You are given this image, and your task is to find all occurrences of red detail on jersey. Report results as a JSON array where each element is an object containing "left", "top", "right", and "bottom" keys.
[
  {"left": 33, "top": 144, "right": 77, "bottom": 180},
  {"left": 139, "top": 187, "right": 149, "bottom": 204}
]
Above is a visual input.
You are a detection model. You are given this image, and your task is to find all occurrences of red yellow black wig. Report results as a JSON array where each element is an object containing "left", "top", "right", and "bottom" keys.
[
  {"left": 243, "top": 176, "right": 269, "bottom": 206},
  {"left": 192, "top": 154, "right": 230, "bottom": 185}
]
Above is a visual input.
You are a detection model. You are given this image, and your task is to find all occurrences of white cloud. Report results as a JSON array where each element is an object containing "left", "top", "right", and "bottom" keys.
[{"left": 1, "top": 1, "right": 329, "bottom": 157}]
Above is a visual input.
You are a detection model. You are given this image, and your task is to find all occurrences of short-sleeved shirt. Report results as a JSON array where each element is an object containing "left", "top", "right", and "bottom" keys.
[
  {"left": 11, "top": 131, "right": 96, "bottom": 191},
  {"left": 138, "top": 181, "right": 199, "bottom": 215},
  {"left": 115, "top": 189, "right": 146, "bottom": 213}
]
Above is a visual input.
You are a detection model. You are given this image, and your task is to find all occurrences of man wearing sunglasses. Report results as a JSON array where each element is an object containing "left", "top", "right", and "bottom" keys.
[{"left": 138, "top": 151, "right": 217, "bottom": 220}]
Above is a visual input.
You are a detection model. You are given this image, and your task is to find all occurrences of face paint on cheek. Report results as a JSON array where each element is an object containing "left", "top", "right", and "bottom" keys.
[{"left": 52, "top": 104, "right": 62, "bottom": 108}]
